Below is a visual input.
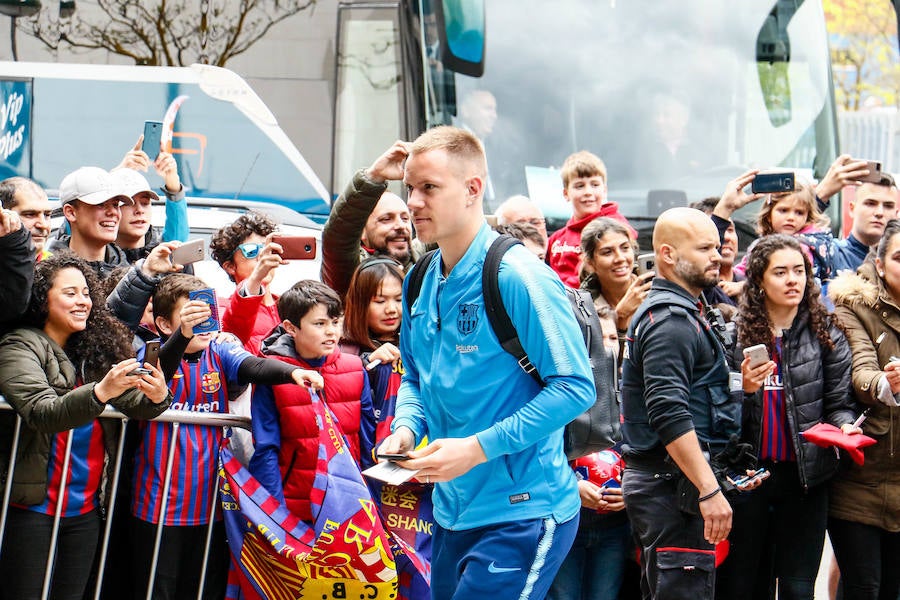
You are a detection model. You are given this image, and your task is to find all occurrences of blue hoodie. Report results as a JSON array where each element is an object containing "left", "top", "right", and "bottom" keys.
[{"left": 393, "top": 223, "right": 595, "bottom": 530}]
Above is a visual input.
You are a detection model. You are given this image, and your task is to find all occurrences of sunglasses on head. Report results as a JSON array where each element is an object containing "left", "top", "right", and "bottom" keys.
[{"left": 231, "top": 242, "right": 264, "bottom": 259}]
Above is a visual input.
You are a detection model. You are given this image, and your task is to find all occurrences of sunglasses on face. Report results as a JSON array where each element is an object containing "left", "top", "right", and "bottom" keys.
[{"left": 231, "top": 242, "right": 264, "bottom": 259}]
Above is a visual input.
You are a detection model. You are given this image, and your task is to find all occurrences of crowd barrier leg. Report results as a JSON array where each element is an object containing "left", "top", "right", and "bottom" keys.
[
  {"left": 92, "top": 418, "right": 129, "bottom": 600},
  {"left": 0, "top": 413, "right": 23, "bottom": 560},
  {"left": 42, "top": 430, "right": 76, "bottom": 600},
  {"left": 0, "top": 404, "right": 251, "bottom": 598},
  {"left": 146, "top": 421, "right": 181, "bottom": 600}
]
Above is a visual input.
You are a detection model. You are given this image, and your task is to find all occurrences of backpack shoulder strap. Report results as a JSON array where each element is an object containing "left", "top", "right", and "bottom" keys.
[
  {"left": 482, "top": 235, "right": 544, "bottom": 385},
  {"left": 404, "top": 249, "right": 438, "bottom": 314}
]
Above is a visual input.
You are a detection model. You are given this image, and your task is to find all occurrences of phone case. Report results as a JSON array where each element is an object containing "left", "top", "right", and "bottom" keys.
[
  {"left": 170, "top": 239, "right": 205, "bottom": 265},
  {"left": 142, "top": 120, "right": 163, "bottom": 159},
  {"left": 273, "top": 236, "right": 317, "bottom": 260},
  {"left": 743, "top": 345, "right": 769, "bottom": 368},
  {"left": 860, "top": 160, "right": 883, "bottom": 183},
  {"left": 142, "top": 341, "right": 160, "bottom": 367},
  {"left": 188, "top": 288, "right": 220, "bottom": 334}
]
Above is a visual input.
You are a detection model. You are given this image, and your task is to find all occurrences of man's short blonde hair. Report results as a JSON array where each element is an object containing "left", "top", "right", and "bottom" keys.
[
  {"left": 561, "top": 150, "right": 607, "bottom": 188},
  {"left": 409, "top": 125, "right": 487, "bottom": 179}
]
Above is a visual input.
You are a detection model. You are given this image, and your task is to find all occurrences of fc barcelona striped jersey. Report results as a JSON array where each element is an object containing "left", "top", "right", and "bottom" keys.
[
  {"left": 131, "top": 340, "right": 251, "bottom": 525},
  {"left": 20, "top": 420, "right": 105, "bottom": 517},
  {"left": 759, "top": 338, "right": 796, "bottom": 462}
]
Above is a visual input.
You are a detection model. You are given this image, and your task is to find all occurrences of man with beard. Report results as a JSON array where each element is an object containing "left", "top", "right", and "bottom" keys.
[
  {"left": 322, "top": 141, "right": 419, "bottom": 299},
  {"left": 620, "top": 207, "right": 737, "bottom": 599},
  {"left": 690, "top": 196, "right": 744, "bottom": 307},
  {"left": 0, "top": 176, "right": 52, "bottom": 261}
]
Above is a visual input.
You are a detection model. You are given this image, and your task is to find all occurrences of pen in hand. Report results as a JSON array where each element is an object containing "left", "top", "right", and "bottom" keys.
[{"left": 852, "top": 409, "right": 869, "bottom": 429}]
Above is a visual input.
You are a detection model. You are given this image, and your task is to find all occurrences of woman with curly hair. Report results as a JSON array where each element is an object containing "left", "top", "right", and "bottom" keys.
[
  {"left": 716, "top": 234, "right": 859, "bottom": 600},
  {"left": 0, "top": 252, "right": 171, "bottom": 600},
  {"left": 828, "top": 219, "right": 900, "bottom": 600}
]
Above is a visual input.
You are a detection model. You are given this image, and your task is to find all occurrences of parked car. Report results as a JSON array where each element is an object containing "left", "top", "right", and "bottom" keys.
[{"left": 50, "top": 197, "right": 322, "bottom": 296}]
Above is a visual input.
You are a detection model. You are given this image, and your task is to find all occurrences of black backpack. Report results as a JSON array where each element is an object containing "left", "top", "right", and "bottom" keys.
[{"left": 406, "top": 235, "right": 620, "bottom": 460}]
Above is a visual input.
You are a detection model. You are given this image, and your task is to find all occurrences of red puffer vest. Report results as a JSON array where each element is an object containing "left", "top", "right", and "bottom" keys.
[{"left": 269, "top": 349, "right": 365, "bottom": 521}]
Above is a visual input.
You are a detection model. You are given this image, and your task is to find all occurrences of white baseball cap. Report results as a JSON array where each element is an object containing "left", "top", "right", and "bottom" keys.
[
  {"left": 110, "top": 168, "right": 160, "bottom": 201},
  {"left": 59, "top": 166, "right": 132, "bottom": 206}
]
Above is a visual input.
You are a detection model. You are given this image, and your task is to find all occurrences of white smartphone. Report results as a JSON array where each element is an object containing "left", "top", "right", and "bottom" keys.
[
  {"left": 170, "top": 238, "right": 205, "bottom": 265},
  {"left": 743, "top": 343, "right": 769, "bottom": 369},
  {"left": 636, "top": 252, "right": 655, "bottom": 275}
]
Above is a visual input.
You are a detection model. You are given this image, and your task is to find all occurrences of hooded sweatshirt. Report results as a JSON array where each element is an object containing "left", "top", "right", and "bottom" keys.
[{"left": 546, "top": 204, "right": 635, "bottom": 288}]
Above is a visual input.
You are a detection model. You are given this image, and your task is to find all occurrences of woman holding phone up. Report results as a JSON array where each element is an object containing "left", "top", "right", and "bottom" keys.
[
  {"left": 828, "top": 219, "right": 900, "bottom": 600},
  {"left": 0, "top": 254, "right": 171, "bottom": 600},
  {"left": 715, "top": 234, "right": 859, "bottom": 600}
]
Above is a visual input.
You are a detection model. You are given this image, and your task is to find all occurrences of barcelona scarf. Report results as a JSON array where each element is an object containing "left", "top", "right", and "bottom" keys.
[
  {"left": 220, "top": 390, "right": 429, "bottom": 599},
  {"left": 369, "top": 361, "right": 434, "bottom": 600}
]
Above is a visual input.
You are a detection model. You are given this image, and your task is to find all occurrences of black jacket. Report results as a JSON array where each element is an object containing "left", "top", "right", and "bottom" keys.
[
  {"left": 622, "top": 279, "right": 739, "bottom": 460},
  {"left": 0, "top": 225, "right": 34, "bottom": 336},
  {"left": 730, "top": 309, "right": 856, "bottom": 489}
]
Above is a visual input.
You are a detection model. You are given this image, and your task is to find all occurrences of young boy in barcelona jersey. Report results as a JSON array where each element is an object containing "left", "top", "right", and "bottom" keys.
[{"left": 128, "top": 274, "right": 323, "bottom": 600}]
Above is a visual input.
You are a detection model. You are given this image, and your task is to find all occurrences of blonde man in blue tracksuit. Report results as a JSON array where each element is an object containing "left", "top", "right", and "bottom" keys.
[{"left": 377, "top": 126, "right": 595, "bottom": 599}]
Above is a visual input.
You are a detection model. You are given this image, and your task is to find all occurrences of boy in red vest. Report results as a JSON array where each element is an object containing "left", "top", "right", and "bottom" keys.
[{"left": 249, "top": 279, "right": 376, "bottom": 521}]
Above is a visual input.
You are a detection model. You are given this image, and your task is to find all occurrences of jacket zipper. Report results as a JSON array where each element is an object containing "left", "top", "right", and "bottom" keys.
[{"left": 781, "top": 330, "right": 809, "bottom": 491}]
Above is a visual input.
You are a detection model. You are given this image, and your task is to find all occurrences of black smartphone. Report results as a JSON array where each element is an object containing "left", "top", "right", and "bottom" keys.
[
  {"left": 376, "top": 453, "right": 410, "bottom": 462},
  {"left": 128, "top": 340, "right": 160, "bottom": 376},
  {"left": 751, "top": 171, "right": 795, "bottom": 194},
  {"left": 141, "top": 120, "right": 164, "bottom": 160},
  {"left": 143, "top": 340, "right": 160, "bottom": 368}
]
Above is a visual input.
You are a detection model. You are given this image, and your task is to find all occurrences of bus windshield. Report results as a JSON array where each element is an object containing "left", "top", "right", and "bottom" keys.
[{"left": 427, "top": 0, "right": 838, "bottom": 230}]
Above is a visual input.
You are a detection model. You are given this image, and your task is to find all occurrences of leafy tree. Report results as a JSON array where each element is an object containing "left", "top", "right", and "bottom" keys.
[
  {"left": 824, "top": 0, "right": 900, "bottom": 109},
  {"left": 19, "top": 0, "right": 316, "bottom": 67}
]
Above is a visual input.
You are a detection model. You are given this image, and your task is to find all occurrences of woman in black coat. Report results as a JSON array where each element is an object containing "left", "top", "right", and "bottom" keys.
[{"left": 715, "top": 234, "right": 859, "bottom": 600}]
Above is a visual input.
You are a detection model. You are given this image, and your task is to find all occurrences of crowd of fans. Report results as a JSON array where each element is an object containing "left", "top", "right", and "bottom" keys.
[{"left": 0, "top": 124, "right": 897, "bottom": 600}]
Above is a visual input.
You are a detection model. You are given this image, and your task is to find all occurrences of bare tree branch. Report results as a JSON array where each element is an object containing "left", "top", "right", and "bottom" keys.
[{"left": 18, "top": 0, "right": 317, "bottom": 67}]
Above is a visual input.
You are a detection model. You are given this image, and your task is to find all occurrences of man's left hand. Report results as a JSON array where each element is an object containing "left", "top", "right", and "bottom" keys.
[{"left": 402, "top": 436, "right": 487, "bottom": 483}]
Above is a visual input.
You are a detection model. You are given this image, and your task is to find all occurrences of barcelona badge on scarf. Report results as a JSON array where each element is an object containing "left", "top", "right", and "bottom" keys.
[{"left": 219, "top": 391, "right": 429, "bottom": 599}]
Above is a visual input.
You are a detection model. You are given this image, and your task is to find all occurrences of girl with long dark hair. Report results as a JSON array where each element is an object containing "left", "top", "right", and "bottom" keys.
[{"left": 716, "top": 234, "right": 858, "bottom": 600}]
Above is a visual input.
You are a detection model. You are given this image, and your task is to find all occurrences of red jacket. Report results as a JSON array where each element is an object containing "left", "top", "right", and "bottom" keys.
[
  {"left": 546, "top": 203, "right": 635, "bottom": 288},
  {"left": 221, "top": 285, "right": 281, "bottom": 355}
]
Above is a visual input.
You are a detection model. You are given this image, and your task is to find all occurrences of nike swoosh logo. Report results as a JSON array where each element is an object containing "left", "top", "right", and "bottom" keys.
[{"left": 487, "top": 562, "right": 521, "bottom": 574}]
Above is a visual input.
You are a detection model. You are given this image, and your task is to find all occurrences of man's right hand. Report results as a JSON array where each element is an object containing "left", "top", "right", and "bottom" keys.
[
  {"left": 116, "top": 136, "right": 152, "bottom": 172},
  {"left": 245, "top": 237, "right": 285, "bottom": 294},
  {"left": 713, "top": 170, "right": 765, "bottom": 220},
  {"left": 698, "top": 488, "right": 732, "bottom": 544},
  {"left": 366, "top": 140, "right": 412, "bottom": 183},
  {"left": 0, "top": 209, "right": 22, "bottom": 237}
]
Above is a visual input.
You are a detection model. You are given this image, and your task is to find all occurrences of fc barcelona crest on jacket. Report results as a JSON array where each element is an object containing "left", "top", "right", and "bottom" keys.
[{"left": 458, "top": 304, "right": 480, "bottom": 335}]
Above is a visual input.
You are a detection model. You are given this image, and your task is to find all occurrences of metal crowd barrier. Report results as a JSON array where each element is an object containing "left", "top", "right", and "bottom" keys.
[{"left": 0, "top": 400, "right": 251, "bottom": 600}]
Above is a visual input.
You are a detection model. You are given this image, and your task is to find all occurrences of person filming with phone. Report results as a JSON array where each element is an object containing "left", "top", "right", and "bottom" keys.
[{"left": 715, "top": 234, "right": 860, "bottom": 600}]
